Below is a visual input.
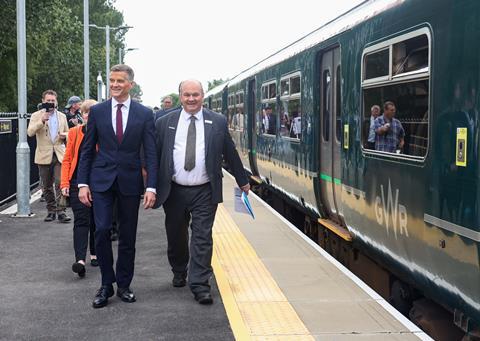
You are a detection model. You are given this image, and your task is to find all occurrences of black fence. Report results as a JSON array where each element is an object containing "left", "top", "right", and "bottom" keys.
[{"left": 0, "top": 113, "right": 39, "bottom": 205}]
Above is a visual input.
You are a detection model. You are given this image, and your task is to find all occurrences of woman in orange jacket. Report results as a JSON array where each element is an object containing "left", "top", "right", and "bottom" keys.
[{"left": 61, "top": 99, "right": 97, "bottom": 278}]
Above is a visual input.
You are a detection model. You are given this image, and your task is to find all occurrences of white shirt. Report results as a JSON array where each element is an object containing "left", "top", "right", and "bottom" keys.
[
  {"left": 48, "top": 110, "right": 58, "bottom": 142},
  {"left": 111, "top": 96, "right": 131, "bottom": 134},
  {"left": 172, "top": 108, "right": 209, "bottom": 186}
]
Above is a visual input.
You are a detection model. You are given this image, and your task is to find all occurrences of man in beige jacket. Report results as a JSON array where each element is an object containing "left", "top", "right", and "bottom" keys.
[{"left": 28, "top": 89, "right": 71, "bottom": 222}]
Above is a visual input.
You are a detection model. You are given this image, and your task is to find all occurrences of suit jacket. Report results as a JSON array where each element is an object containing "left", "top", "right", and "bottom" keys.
[
  {"left": 27, "top": 109, "right": 69, "bottom": 165},
  {"left": 77, "top": 99, "right": 158, "bottom": 196},
  {"left": 154, "top": 106, "right": 180, "bottom": 122},
  {"left": 154, "top": 108, "right": 248, "bottom": 207}
]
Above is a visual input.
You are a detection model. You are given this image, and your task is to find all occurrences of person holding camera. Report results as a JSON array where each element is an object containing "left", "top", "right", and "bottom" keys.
[
  {"left": 61, "top": 99, "right": 98, "bottom": 278},
  {"left": 28, "top": 90, "right": 71, "bottom": 223},
  {"left": 374, "top": 101, "right": 405, "bottom": 153},
  {"left": 63, "top": 96, "right": 83, "bottom": 128}
]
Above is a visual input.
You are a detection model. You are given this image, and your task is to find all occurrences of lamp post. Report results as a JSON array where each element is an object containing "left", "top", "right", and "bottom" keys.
[
  {"left": 96, "top": 71, "right": 103, "bottom": 102},
  {"left": 83, "top": 0, "right": 89, "bottom": 99},
  {"left": 118, "top": 47, "right": 138, "bottom": 64},
  {"left": 89, "top": 24, "right": 132, "bottom": 98}
]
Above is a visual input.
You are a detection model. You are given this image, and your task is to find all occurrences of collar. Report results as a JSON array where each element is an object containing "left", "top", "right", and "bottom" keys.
[
  {"left": 181, "top": 108, "right": 203, "bottom": 122},
  {"left": 112, "top": 96, "right": 131, "bottom": 110}
]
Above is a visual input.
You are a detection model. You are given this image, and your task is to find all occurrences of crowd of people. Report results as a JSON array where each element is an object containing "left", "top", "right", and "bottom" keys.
[{"left": 27, "top": 64, "right": 250, "bottom": 308}]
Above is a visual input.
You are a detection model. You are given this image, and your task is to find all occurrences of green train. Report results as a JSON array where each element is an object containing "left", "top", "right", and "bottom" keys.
[{"left": 205, "top": 0, "right": 479, "bottom": 336}]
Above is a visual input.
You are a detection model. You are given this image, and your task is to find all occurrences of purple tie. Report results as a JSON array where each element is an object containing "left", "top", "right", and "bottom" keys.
[{"left": 116, "top": 103, "right": 123, "bottom": 143}]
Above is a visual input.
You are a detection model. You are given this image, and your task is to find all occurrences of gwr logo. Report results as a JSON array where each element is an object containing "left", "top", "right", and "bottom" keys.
[{"left": 374, "top": 180, "right": 409, "bottom": 238}]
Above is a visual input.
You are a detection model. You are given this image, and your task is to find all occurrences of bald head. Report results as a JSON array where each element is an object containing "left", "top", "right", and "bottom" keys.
[
  {"left": 179, "top": 79, "right": 204, "bottom": 96},
  {"left": 179, "top": 79, "right": 205, "bottom": 114}
]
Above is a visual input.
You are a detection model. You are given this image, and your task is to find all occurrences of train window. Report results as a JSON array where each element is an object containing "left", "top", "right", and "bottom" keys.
[
  {"left": 322, "top": 70, "right": 331, "bottom": 142},
  {"left": 361, "top": 28, "right": 430, "bottom": 158},
  {"left": 279, "top": 72, "right": 302, "bottom": 140},
  {"left": 335, "top": 65, "right": 342, "bottom": 143},
  {"left": 228, "top": 94, "right": 235, "bottom": 129},
  {"left": 259, "top": 81, "right": 278, "bottom": 136},
  {"left": 364, "top": 49, "right": 389, "bottom": 80},
  {"left": 233, "top": 91, "right": 245, "bottom": 132}
]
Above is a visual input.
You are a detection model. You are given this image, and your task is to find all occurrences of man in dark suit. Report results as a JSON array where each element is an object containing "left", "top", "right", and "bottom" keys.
[
  {"left": 155, "top": 79, "right": 250, "bottom": 304},
  {"left": 78, "top": 64, "right": 158, "bottom": 308}
]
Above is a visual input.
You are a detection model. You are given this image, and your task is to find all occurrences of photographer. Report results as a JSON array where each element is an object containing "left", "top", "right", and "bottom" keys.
[
  {"left": 27, "top": 90, "right": 71, "bottom": 223},
  {"left": 63, "top": 96, "right": 83, "bottom": 128}
]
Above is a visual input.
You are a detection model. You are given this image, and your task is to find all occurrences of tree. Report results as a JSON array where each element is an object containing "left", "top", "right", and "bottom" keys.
[
  {"left": 130, "top": 83, "right": 143, "bottom": 102},
  {"left": 207, "top": 78, "right": 228, "bottom": 91}
]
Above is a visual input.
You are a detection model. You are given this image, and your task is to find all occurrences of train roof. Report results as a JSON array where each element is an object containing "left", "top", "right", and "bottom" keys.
[{"left": 205, "top": 0, "right": 404, "bottom": 97}]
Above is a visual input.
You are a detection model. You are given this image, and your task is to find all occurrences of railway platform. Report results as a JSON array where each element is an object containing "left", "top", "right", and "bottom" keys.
[{"left": 0, "top": 171, "right": 431, "bottom": 340}]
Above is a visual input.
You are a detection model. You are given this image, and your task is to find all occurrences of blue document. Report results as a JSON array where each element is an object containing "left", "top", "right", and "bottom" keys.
[{"left": 234, "top": 187, "right": 255, "bottom": 219}]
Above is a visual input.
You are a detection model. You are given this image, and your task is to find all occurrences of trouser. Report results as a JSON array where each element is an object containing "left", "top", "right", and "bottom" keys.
[
  {"left": 70, "top": 186, "right": 96, "bottom": 262},
  {"left": 38, "top": 153, "right": 64, "bottom": 214},
  {"left": 163, "top": 182, "right": 218, "bottom": 294},
  {"left": 92, "top": 180, "right": 140, "bottom": 288}
]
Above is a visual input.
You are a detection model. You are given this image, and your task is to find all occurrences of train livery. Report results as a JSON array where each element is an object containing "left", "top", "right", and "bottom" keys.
[{"left": 204, "top": 0, "right": 479, "bottom": 335}]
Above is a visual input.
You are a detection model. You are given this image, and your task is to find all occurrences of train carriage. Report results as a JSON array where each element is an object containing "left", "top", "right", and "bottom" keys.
[{"left": 205, "top": 0, "right": 479, "bottom": 335}]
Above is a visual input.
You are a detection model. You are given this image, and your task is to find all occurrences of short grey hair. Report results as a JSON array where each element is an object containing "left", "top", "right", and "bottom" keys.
[
  {"left": 178, "top": 79, "right": 204, "bottom": 95},
  {"left": 162, "top": 95, "right": 173, "bottom": 103},
  {"left": 371, "top": 105, "right": 381, "bottom": 112},
  {"left": 110, "top": 64, "right": 134, "bottom": 81}
]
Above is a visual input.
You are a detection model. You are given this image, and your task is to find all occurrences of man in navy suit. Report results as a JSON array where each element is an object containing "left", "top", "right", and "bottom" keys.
[
  {"left": 155, "top": 79, "right": 249, "bottom": 304},
  {"left": 78, "top": 64, "right": 157, "bottom": 308}
]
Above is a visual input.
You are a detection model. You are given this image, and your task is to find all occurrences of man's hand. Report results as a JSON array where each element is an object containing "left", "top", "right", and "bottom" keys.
[
  {"left": 143, "top": 191, "right": 156, "bottom": 209},
  {"left": 240, "top": 183, "right": 250, "bottom": 195},
  {"left": 41, "top": 111, "right": 50, "bottom": 123},
  {"left": 79, "top": 186, "right": 92, "bottom": 207},
  {"left": 61, "top": 187, "right": 69, "bottom": 197},
  {"left": 59, "top": 132, "right": 67, "bottom": 140}
]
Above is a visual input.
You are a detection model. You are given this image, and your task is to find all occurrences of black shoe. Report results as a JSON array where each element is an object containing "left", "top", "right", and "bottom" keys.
[
  {"left": 117, "top": 287, "right": 136, "bottom": 303},
  {"left": 172, "top": 273, "right": 187, "bottom": 288},
  {"left": 57, "top": 213, "right": 71, "bottom": 223},
  {"left": 92, "top": 285, "right": 114, "bottom": 308},
  {"left": 72, "top": 262, "right": 86, "bottom": 278},
  {"left": 90, "top": 258, "right": 99, "bottom": 267},
  {"left": 194, "top": 292, "right": 213, "bottom": 305},
  {"left": 44, "top": 213, "right": 56, "bottom": 222},
  {"left": 110, "top": 231, "right": 118, "bottom": 241}
]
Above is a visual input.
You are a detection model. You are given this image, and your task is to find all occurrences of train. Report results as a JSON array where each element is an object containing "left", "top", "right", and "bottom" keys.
[{"left": 204, "top": 0, "right": 479, "bottom": 337}]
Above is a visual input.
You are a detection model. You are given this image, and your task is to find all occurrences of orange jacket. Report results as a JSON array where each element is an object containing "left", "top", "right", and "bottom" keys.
[{"left": 60, "top": 125, "right": 85, "bottom": 189}]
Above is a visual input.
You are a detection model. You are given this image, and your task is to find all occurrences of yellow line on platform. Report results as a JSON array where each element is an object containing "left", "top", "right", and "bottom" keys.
[{"left": 212, "top": 204, "right": 314, "bottom": 341}]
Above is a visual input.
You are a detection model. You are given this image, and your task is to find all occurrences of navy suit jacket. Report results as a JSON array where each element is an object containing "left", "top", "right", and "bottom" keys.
[
  {"left": 77, "top": 99, "right": 158, "bottom": 196},
  {"left": 154, "top": 108, "right": 248, "bottom": 207}
]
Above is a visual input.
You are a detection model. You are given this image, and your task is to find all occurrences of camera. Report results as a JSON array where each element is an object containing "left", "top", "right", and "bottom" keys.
[{"left": 41, "top": 102, "right": 55, "bottom": 111}]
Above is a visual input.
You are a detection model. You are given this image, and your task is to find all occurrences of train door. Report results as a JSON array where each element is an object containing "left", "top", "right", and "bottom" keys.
[
  {"left": 247, "top": 78, "right": 259, "bottom": 175},
  {"left": 319, "top": 46, "right": 344, "bottom": 224}
]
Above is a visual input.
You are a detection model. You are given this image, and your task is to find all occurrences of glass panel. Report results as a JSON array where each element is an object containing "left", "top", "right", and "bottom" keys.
[
  {"left": 280, "top": 98, "right": 301, "bottom": 139},
  {"left": 281, "top": 79, "right": 290, "bottom": 96},
  {"left": 364, "top": 49, "right": 389, "bottom": 80},
  {"left": 262, "top": 85, "right": 268, "bottom": 100},
  {"left": 262, "top": 103, "right": 277, "bottom": 135},
  {"left": 233, "top": 106, "right": 245, "bottom": 131},
  {"left": 240, "top": 92, "right": 244, "bottom": 105},
  {"left": 269, "top": 83, "right": 277, "bottom": 99},
  {"left": 290, "top": 76, "right": 301, "bottom": 94},
  {"left": 393, "top": 34, "right": 429, "bottom": 76},
  {"left": 335, "top": 66, "right": 342, "bottom": 142},
  {"left": 362, "top": 79, "right": 429, "bottom": 156},
  {"left": 322, "top": 70, "right": 331, "bottom": 142}
]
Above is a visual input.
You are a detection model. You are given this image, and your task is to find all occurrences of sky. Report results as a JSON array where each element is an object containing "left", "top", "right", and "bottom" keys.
[{"left": 113, "top": 0, "right": 365, "bottom": 107}]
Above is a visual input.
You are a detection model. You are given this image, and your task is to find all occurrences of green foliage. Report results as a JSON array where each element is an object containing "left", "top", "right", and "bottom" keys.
[
  {"left": 0, "top": 0, "right": 140, "bottom": 112},
  {"left": 207, "top": 78, "right": 228, "bottom": 91},
  {"left": 130, "top": 83, "right": 143, "bottom": 103}
]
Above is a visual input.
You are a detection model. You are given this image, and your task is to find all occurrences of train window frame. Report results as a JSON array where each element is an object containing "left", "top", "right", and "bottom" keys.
[
  {"left": 233, "top": 90, "right": 245, "bottom": 132},
  {"left": 259, "top": 80, "right": 278, "bottom": 137},
  {"left": 361, "top": 27, "right": 431, "bottom": 162},
  {"left": 280, "top": 72, "right": 302, "bottom": 142}
]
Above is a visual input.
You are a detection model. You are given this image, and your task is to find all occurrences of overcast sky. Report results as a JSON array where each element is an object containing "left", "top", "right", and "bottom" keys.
[{"left": 113, "top": 0, "right": 364, "bottom": 107}]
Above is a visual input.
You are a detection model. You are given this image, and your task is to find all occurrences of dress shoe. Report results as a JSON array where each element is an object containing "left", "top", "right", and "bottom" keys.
[
  {"left": 92, "top": 285, "right": 114, "bottom": 308},
  {"left": 117, "top": 287, "right": 136, "bottom": 303},
  {"left": 57, "top": 213, "right": 71, "bottom": 223},
  {"left": 44, "top": 213, "right": 56, "bottom": 222},
  {"left": 194, "top": 292, "right": 213, "bottom": 305},
  {"left": 172, "top": 273, "right": 187, "bottom": 287},
  {"left": 72, "top": 262, "right": 86, "bottom": 278},
  {"left": 90, "top": 258, "right": 99, "bottom": 267}
]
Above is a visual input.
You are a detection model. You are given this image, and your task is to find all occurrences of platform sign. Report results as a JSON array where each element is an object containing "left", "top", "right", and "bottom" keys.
[
  {"left": 456, "top": 127, "right": 467, "bottom": 167},
  {"left": 0, "top": 119, "right": 12, "bottom": 134},
  {"left": 344, "top": 124, "right": 349, "bottom": 150}
]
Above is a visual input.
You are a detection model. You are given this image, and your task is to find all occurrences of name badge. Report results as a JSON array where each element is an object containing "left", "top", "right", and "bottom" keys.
[
  {"left": 168, "top": 126, "right": 175, "bottom": 130},
  {"left": 205, "top": 120, "right": 212, "bottom": 124}
]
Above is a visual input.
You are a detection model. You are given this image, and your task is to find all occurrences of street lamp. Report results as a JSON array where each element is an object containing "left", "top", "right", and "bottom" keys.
[
  {"left": 89, "top": 24, "right": 133, "bottom": 98},
  {"left": 96, "top": 71, "right": 103, "bottom": 102},
  {"left": 119, "top": 47, "right": 138, "bottom": 64}
]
